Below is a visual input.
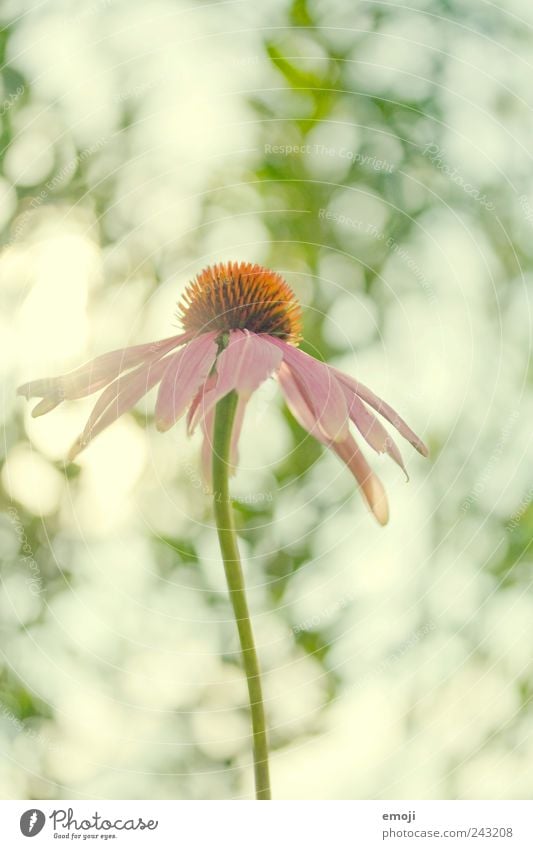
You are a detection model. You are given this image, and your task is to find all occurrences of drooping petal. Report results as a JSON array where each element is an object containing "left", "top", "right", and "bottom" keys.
[
  {"left": 18, "top": 332, "right": 190, "bottom": 412},
  {"left": 200, "top": 407, "right": 215, "bottom": 488},
  {"left": 68, "top": 355, "right": 174, "bottom": 460},
  {"left": 186, "top": 373, "right": 217, "bottom": 436},
  {"left": 187, "top": 330, "right": 283, "bottom": 426},
  {"left": 215, "top": 330, "right": 283, "bottom": 398},
  {"left": 332, "top": 367, "right": 429, "bottom": 457},
  {"left": 344, "top": 390, "right": 407, "bottom": 478},
  {"left": 269, "top": 339, "right": 349, "bottom": 443},
  {"left": 198, "top": 393, "right": 247, "bottom": 488},
  {"left": 331, "top": 435, "right": 389, "bottom": 526},
  {"left": 189, "top": 336, "right": 263, "bottom": 485},
  {"left": 276, "top": 361, "right": 329, "bottom": 444},
  {"left": 229, "top": 395, "right": 247, "bottom": 469},
  {"left": 155, "top": 332, "right": 218, "bottom": 432},
  {"left": 30, "top": 396, "right": 63, "bottom": 417}
]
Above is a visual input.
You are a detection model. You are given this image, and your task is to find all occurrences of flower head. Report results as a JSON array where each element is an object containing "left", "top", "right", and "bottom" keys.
[
  {"left": 179, "top": 261, "right": 302, "bottom": 343},
  {"left": 17, "top": 260, "right": 428, "bottom": 524}
]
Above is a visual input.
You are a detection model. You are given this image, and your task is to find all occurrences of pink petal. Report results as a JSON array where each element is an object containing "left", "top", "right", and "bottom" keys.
[
  {"left": 30, "top": 396, "right": 63, "bottom": 417},
  {"left": 155, "top": 332, "right": 218, "bottom": 432},
  {"left": 215, "top": 330, "right": 283, "bottom": 398},
  {"left": 201, "top": 410, "right": 215, "bottom": 488},
  {"left": 186, "top": 330, "right": 283, "bottom": 427},
  {"left": 332, "top": 435, "right": 389, "bottom": 526},
  {"left": 344, "top": 389, "right": 407, "bottom": 478},
  {"left": 276, "top": 361, "right": 329, "bottom": 444},
  {"left": 186, "top": 387, "right": 221, "bottom": 430},
  {"left": 269, "top": 339, "right": 349, "bottom": 443},
  {"left": 186, "top": 373, "right": 217, "bottom": 436},
  {"left": 68, "top": 355, "right": 173, "bottom": 460},
  {"left": 199, "top": 395, "right": 247, "bottom": 488},
  {"left": 332, "top": 367, "right": 429, "bottom": 457},
  {"left": 229, "top": 395, "right": 247, "bottom": 469},
  {"left": 18, "top": 332, "right": 190, "bottom": 411}
]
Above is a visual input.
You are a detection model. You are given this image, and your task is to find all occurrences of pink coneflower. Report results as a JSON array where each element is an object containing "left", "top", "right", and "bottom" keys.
[
  {"left": 18, "top": 261, "right": 427, "bottom": 524},
  {"left": 17, "top": 260, "right": 429, "bottom": 800}
]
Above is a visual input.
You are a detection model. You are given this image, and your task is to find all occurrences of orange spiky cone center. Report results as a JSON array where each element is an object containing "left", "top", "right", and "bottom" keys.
[{"left": 178, "top": 261, "right": 302, "bottom": 344}]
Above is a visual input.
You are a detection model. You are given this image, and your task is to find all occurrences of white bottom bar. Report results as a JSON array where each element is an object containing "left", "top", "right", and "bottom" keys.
[{"left": 2, "top": 800, "right": 532, "bottom": 847}]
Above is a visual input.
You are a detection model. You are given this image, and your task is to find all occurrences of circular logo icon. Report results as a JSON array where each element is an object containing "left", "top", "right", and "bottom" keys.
[{"left": 20, "top": 809, "right": 46, "bottom": 837}]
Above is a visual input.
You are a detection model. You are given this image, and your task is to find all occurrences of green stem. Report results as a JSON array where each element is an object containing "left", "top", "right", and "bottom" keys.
[{"left": 212, "top": 390, "right": 271, "bottom": 800}]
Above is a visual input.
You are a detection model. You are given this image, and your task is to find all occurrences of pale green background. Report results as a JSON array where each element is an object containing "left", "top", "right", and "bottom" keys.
[{"left": 0, "top": 0, "right": 532, "bottom": 799}]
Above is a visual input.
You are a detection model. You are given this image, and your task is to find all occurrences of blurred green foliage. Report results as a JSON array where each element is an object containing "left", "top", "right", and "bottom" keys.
[{"left": 0, "top": 0, "right": 532, "bottom": 800}]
